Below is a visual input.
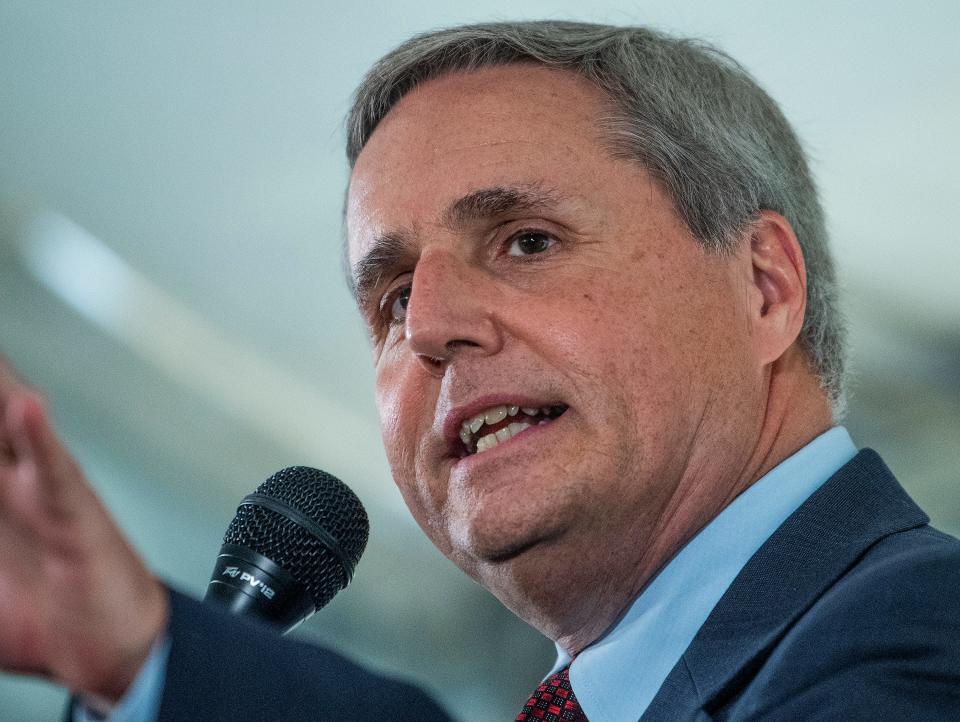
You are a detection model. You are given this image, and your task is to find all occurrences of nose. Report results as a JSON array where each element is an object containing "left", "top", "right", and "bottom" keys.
[{"left": 405, "top": 249, "right": 503, "bottom": 373}]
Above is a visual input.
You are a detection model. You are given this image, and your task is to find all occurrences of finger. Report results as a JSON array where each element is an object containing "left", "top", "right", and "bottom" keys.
[
  {"left": 0, "top": 405, "right": 13, "bottom": 466},
  {"left": 3, "top": 393, "right": 43, "bottom": 507},
  {"left": 0, "top": 354, "right": 28, "bottom": 402},
  {"left": 5, "top": 393, "right": 85, "bottom": 511},
  {"left": 0, "top": 356, "right": 31, "bottom": 465},
  {"left": 5, "top": 393, "right": 35, "bottom": 463},
  {"left": 0, "top": 391, "right": 27, "bottom": 467}
]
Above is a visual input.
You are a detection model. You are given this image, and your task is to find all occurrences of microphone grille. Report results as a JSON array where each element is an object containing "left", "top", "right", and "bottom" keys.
[{"left": 222, "top": 466, "right": 369, "bottom": 610}]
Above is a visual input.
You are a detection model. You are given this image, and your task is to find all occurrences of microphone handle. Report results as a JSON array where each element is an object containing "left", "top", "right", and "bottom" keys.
[{"left": 205, "top": 543, "right": 315, "bottom": 633}]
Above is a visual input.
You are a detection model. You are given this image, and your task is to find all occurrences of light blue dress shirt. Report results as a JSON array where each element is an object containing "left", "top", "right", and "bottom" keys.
[
  {"left": 80, "top": 427, "right": 856, "bottom": 722},
  {"left": 552, "top": 426, "right": 857, "bottom": 721}
]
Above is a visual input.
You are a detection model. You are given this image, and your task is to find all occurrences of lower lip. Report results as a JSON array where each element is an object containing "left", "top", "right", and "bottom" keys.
[{"left": 452, "top": 412, "right": 567, "bottom": 470}]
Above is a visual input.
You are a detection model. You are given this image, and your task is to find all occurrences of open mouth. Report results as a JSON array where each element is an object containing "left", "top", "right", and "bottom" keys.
[{"left": 458, "top": 403, "right": 568, "bottom": 456}]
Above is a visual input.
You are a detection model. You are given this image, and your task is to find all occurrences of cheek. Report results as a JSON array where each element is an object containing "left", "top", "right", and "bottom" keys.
[
  {"left": 533, "top": 278, "right": 658, "bottom": 382},
  {"left": 375, "top": 362, "right": 448, "bottom": 531},
  {"left": 375, "top": 362, "right": 419, "bottom": 481},
  {"left": 539, "top": 272, "right": 724, "bottom": 423}
]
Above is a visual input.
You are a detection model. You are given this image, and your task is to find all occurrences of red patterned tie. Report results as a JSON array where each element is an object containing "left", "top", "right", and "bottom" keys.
[{"left": 516, "top": 666, "right": 588, "bottom": 721}]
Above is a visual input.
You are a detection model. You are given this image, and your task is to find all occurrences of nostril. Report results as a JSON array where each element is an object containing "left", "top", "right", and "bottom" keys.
[{"left": 417, "top": 354, "right": 445, "bottom": 372}]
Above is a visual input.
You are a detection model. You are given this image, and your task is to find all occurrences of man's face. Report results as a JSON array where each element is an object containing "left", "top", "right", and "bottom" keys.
[{"left": 346, "top": 65, "right": 764, "bottom": 631}]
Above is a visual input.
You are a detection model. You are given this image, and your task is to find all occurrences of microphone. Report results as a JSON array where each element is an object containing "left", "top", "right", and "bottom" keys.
[{"left": 204, "top": 466, "right": 369, "bottom": 633}]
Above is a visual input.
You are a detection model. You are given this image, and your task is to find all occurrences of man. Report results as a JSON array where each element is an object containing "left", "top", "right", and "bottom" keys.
[{"left": 1, "top": 20, "right": 958, "bottom": 721}]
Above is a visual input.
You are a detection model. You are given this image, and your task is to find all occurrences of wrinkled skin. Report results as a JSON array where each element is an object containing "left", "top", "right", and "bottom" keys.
[{"left": 347, "top": 65, "right": 828, "bottom": 652}]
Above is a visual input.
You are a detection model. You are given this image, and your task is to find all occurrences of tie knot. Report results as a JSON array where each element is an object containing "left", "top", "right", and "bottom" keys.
[{"left": 516, "top": 666, "right": 588, "bottom": 721}]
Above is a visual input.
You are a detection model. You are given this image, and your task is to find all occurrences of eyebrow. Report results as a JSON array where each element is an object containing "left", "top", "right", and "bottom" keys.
[
  {"left": 350, "top": 183, "right": 563, "bottom": 306},
  {"left": 351, "top": 228, "right": 418, "bottom": 307},
  {"left": 441, "top": 184, "right": 561, "bottom": 231}
]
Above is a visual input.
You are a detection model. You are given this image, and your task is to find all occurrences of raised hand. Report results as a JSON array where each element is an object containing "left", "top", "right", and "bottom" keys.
[{"left": 0, "top": 356, "right": 168, "bottom": 701}]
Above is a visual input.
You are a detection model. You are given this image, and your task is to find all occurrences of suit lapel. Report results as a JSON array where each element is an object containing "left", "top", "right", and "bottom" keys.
[{"left": 643, "top": 449, "right": 928, "bottom": 719}]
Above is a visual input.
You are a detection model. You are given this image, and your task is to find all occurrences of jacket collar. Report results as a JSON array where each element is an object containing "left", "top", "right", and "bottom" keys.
[{"left": 677, "top": 449, "right": 928, "bottom": 707}]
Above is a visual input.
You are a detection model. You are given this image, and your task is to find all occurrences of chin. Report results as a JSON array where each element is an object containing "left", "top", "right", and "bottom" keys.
[
  {"left": 436, "top": 456, "right": 585, "bottom": 571},
  {"left": 467, "top": 532, "right": 544, "bottom": 565},
  {"left": 452, "top": 504, "right": 568, "bottom": 570}
]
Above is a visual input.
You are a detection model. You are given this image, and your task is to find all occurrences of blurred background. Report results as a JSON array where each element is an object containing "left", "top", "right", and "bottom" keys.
[{"left": 1, "top": 1, "right": 957, "bottom": 719}]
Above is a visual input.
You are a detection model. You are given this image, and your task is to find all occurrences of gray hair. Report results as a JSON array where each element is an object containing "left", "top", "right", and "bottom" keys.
[{"left": 346, "top": 20, "right": 846, "bottom": 416}]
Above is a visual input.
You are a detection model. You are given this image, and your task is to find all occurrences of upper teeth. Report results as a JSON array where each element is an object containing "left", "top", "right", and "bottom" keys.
[{"left": 459, "top": 404, "right": 559, "bottom": 454}]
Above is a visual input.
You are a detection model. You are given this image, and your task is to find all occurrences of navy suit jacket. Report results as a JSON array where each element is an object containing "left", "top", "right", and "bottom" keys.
[
  {"left": 149, "top": 449, "right": 958, "bottom": 721},
  {"left": 643, "top": 449, "right": 960, "bottom": 721},
  {"left": 155, "top": 588, "right": 451, "bottom": 721}
]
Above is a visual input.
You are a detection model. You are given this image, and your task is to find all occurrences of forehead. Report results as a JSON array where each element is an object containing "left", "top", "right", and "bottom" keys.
[{"left": 345, "top": 65, "right": 614, "bottom": 265}]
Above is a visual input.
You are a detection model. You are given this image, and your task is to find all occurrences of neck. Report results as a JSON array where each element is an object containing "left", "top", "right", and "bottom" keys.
[{"left": 553, "top": 347, "right": 833, "bottom": 655}]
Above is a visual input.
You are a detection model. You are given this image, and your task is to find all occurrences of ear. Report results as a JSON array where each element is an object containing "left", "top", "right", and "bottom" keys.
[{"left": 745, "top": 211, "right": 807, "bottom": 366}]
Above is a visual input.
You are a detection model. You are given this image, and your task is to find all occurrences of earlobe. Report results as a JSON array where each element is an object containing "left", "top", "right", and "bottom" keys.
[{"left": 748, "top": 211, "right": 807, "bottom": 364}]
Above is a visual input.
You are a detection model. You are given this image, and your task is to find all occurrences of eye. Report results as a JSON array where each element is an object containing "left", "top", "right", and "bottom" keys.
[
  {"left": 382, "top": 285, "right": 411, "bottom": 324},
  {"left": 507, "top": 230, "right": 557, "bottom": 257}
]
